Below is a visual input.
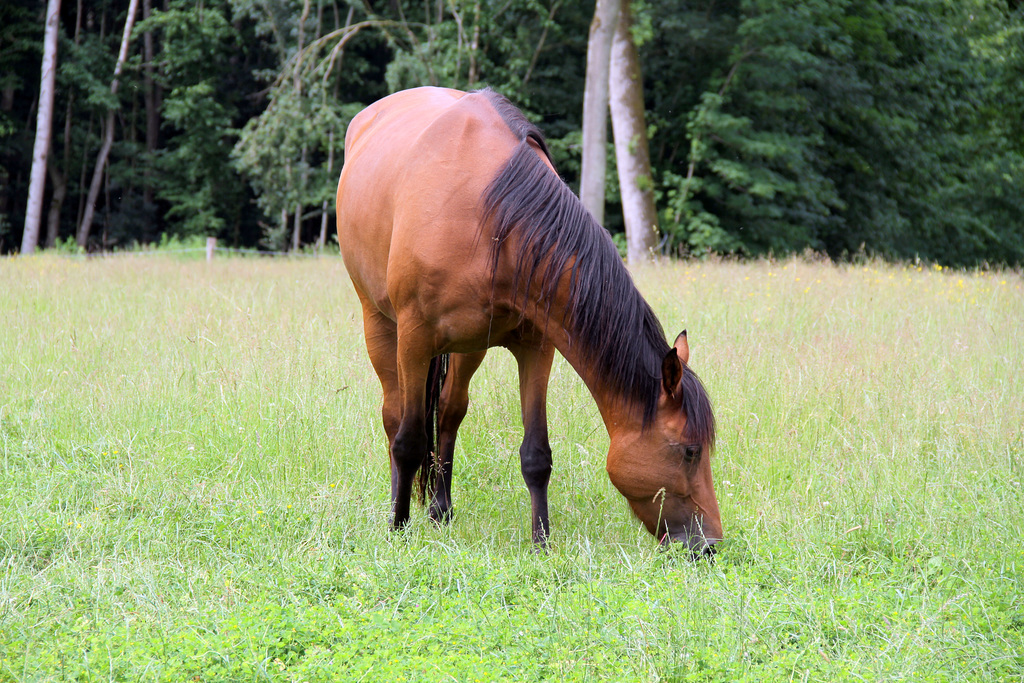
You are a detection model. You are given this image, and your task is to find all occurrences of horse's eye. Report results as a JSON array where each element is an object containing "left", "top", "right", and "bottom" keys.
[{"left": 674, "top": 444, "right": 700, "bottom": 463}]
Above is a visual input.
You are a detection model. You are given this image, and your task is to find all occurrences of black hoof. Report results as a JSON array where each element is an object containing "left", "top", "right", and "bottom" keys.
[{"left": 428, "top": 503, "right": 453, "bottom": 525}]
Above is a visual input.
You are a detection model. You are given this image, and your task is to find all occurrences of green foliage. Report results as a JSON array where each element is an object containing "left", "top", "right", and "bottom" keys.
[
  {"left": 3, "top": 0, "right": 1023, "bottom": 263},
  {"left": 135, "top": 0, "right": 247, "bottom": 238},
  {"left": 0, "top": 0, "right": 46, "bottom": 242},
  {"left": 61, "top": 33, "right": 120, "bottom": 111},
  {"left": 233, "top": 77, "right": 356, "bottom": 250},
  {"left": 0, "top": 1, "right": 37, "bottom": 93},
  {"left": 647, "top": 0, "right": 1024, "bottom": 265}
]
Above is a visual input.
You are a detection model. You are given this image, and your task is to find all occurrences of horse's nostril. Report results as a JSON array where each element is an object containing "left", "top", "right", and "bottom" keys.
[{"left": 689, "top": 541, "right": 717, "bottom": 563}]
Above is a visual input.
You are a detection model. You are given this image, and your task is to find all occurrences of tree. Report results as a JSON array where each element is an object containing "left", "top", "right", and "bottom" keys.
[
  {"left": 137, "top": 0, "right": 248, "bottom": 241},
  {"left": 609, "top": 0, "right": 657, "bottom": 264},
  {"left": 579, "top": 0, "right": 620, "bottom": 225},
  {"left": 1, "top": 0, "right": 1019, "bottom": 264},
  {"left": 648, "top": 0, "right": 1024, "bottom": 265},
  {"left": 0, "top": 1, "right": 40, "bottom": 249},
  {"left": 141, "top": 0, "right": 160, "bottom": 210},
  {"left": 232, "top": 1, "right": 363, "bottom": 251},
  {"left": 20, "top": 0, "right": 61, "bottom": 255},
  {"left": 43, "top": 0, "right": 85, "bottom": 250},
  {"left": 77, "top": 0, "right": 139, "bottom": 248},
  {"left": 664, "top": 0, "right": 848, "bottom": 256}
]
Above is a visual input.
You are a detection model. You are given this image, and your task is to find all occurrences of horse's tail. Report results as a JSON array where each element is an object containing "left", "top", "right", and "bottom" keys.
[{"left": 418, "top": 352, "right": 450, "bottom": 504}]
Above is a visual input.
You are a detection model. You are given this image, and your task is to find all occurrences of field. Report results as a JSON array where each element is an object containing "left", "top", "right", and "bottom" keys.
[{"left": 1, "top": 254, "right": 1022, "bottom": 681}]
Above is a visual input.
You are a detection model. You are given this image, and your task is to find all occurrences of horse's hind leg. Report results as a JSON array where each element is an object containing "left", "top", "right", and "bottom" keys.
[
  {"left": 388, "top": 315, "right": 446, "bottom": 529},
  {"left": 430, "top": 350, "right": 487, "bottom": 524},
  {"left": 357, "top": 302, "right": 408, "bottom": 527}
]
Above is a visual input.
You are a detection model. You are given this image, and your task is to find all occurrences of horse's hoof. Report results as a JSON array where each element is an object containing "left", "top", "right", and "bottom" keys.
[{"left": 428, "top": 504, "right": 454, "bottom": 525}]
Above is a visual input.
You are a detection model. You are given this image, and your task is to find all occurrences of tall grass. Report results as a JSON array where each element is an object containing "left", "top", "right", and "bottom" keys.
[{"left": 1, "top": 255, "right": 1021, "bottom": 681}]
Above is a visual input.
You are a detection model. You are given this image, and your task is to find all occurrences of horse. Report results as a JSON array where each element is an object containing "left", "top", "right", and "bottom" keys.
[{"left": 336, "top": 87, "right": 721, "bottom": 554}]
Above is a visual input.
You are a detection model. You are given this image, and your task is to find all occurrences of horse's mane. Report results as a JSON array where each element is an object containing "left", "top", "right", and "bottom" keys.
[{"left": 478, "top": 89, "right": 715, "bottom": 445}]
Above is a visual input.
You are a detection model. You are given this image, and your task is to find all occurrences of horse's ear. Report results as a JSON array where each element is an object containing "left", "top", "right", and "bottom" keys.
[
  {"left": 673, "top": 329, "right": 690, "bottom": 366},
  {"left": 662, "top": 347, "right": 683, "bottom": 397}
]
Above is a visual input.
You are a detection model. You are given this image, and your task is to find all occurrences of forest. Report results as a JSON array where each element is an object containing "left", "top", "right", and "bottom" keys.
[{"left": 2, "top": 0, "right": 1023, "bottom": 266}]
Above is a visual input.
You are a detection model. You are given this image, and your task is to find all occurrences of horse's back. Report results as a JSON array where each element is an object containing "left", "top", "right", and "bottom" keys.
[{"left": 337, "top": 87, "right": 520, "bottom": 333}]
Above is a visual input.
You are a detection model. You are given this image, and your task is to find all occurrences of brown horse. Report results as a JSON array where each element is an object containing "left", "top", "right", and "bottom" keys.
[{"left": 336, "top": 87, "right": 721, "bottom": 553}]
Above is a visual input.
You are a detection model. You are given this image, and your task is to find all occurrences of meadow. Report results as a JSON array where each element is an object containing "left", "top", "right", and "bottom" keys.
[{"left": 1, "top": 254, "right": 1021, "bottom": 682}]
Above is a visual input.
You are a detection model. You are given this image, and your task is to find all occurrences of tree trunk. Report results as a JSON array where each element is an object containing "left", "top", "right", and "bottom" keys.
[
  {"left": 21, "top": 0, "right": 62, "bottom": 255},
  {"left": 46, "top": 164, "right": 67, "bottom": 248},
  {"left": 318, "top": 130, "right": 335, "bottom": 250},
  {"left": 45, "top": 102, "right": 72, "bottom": 247},
  {"left": 142, "top": 0, "right": 158, "bottom": 207},
  {"left": 522, "top": 1, "right": 561, "bottom": 89},
  {"left": 609, "top": 0, "right": 658, "bottom": 265},
  {"left": 78, "top": 107, "right": 115, "bottom": 248},
  {"left": 579, "top": 0, "right": 620, "bottom": 225},
  {"left": 77, "top": 0, "right": 140, "bottom": 248},
  {"left": 290, "top": 0, "right": 312, "bottom": 252},
  {"left": 468, "top": 2, "right": 480, "bottom": 86},
  {"left": 47, "top": 0, "right": 83, "bottom": 249},
  {"left": 280, "top": 208, "right": 289, "bottom": 250},
  {"left": 292, "top": 202, "right": 302, "bottom": 252}
]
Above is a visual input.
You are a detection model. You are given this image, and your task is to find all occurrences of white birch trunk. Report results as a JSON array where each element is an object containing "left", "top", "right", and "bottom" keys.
[
  {"left": 579, "top": 0, "right": 620, "bottom": 225},
  {"left": 22, "top": 0, "right": 62, "bottom": 255},
  {"left": 77, "top": 0, "right": 140, "bottom": 248},
  {"left": 609, "top": 0, "right": 659, "bottom": 265}
]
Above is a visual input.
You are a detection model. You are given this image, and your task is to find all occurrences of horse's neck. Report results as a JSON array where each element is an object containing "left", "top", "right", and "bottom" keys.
[
  {"left": 530, "top": 327, "right": 605, "bottom": 425},
  {"left": 526, "top": 288, "right": 656, "bottom": 429}
]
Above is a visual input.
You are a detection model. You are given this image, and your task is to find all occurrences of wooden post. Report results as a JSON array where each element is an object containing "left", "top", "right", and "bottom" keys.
[{"left": 206, "top": 237, "right": 216, "bottom": 261}]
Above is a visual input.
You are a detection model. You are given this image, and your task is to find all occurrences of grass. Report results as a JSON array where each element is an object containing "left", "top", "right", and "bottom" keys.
[{"left": 1, "top": 254, "right": 1022, "bottom": 681}]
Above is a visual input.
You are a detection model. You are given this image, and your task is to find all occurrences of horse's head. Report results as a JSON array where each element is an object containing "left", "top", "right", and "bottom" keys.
[{"left": 605, "top": 331, "right": 722, "bottom": 556}]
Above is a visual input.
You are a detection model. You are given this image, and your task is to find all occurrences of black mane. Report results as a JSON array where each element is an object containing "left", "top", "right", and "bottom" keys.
[{"left": 478, "top": 89, "right": 715, "bottom": 446}]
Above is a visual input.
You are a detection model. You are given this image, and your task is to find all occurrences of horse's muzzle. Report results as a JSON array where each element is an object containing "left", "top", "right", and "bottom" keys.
[{"left": 661, "top": 529, "right": 721, "bottom": 561}]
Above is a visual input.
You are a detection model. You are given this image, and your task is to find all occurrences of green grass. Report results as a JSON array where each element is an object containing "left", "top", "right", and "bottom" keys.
[{"left": 1, "top": 254, "right": 1022, "bottom": 681}]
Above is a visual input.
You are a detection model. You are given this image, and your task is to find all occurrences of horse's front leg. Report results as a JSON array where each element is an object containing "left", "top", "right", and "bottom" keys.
[
  {"left": 511, "top": 341, "right": 556, "bottom": 547},
  {"left": 430, "top": 350, "right": 487, "bottom": 524}
]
